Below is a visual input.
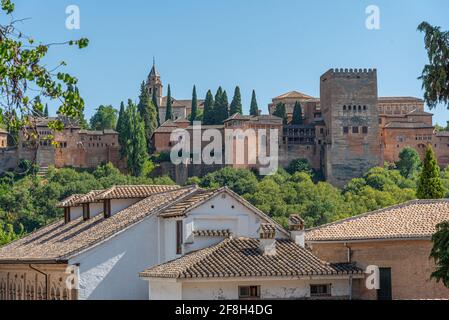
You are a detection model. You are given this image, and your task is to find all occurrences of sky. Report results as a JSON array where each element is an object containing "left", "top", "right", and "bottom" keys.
[{"left": 7, "top": 0, "right": 449, "bottom": 124}]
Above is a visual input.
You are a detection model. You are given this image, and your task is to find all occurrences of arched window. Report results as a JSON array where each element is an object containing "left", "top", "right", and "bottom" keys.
[{"left": 343, "top": 105, "right": 346, "bottom": 111}]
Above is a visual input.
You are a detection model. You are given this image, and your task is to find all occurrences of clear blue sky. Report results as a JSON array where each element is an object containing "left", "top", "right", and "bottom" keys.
[{"left": 11, "top": 0, "right": 449, "bottom": 125}]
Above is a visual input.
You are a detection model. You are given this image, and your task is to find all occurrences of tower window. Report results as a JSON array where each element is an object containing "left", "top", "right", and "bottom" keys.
[
  {"left": 362, "top": 127, "right": 368, "bottom": 134},
  {"left": 363, "top": 105, "right": 367, "bottom": 110},
  {"left": 343, "top": 105, "right": 346, "bottom": 111},
  {"left": 352, "top": 127, "right": 359, "bottom": 134},
  {"left": 358, "top": 105, "right": 362, "bottom": 111},
  {"left": 343, "top": 127, "right": 349, "bottom": 134},
  {"left": 348, "top": 106, "right": 352, "bottom": 111}
]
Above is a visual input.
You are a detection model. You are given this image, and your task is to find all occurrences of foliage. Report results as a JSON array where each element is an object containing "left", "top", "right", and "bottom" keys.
[
  {"left": 417, "top": 145, "right": 444, "bottom": 199},
  {"left": 249, "top": 90, "right": 259, "bottom": 116},
  {"left": 430, "top": 221, "right": 449, "bottom": 288},
  {"left": 418, "top": 22, "right": 449, "bottom": 109},
  {"left": 202, "top": 90, "right": 215, "bottom": 125},
  {"left": 229, "top": 86, "right": 242, "bottom": 115},
  {"left": 151, "top": 85, "right": 160, "bottom": 127},
  {"left": 396, "top": 147, "right": 422, "bottom": 178},
  {"left": 89, "top": 105, "right": 118, "bottom": 131},
  {"left": 0, "top": 1, "right": 89, "bottom": 140},
  {"left": 213, "top": 87, "right": 229, "bottom": 124},
  {"left": 116, "top": 101, "right": 127, "bottom": 158},
  {"left": 137, "top": 81, "right": 158, "bottom": 153},
  {"left": 190, "top": 85, "right": 198, "bottom": 124},
  {"left": 0, "top": 223, "right": 23, "bottom": 246},
  {"left": 273, "top": 103, "right": 288, "bottom": 124},
  {"left": 291, "top": 101, "right": 303, "bottom": 125},
  {"left": 165, "top": 84, "right": 173, "bottom": 121},
  {"left": 287, "top": 159, "right": 313, "bottom": 176}
]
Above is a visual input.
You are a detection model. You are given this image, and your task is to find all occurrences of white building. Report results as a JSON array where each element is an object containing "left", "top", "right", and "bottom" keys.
[{"left": 0, "top": 185, "right": 362, "bottom": 300}]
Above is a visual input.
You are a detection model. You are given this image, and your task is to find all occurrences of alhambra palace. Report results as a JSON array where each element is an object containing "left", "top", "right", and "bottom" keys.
[{"left": 2, "top": 63, "right": 448, "bottom": 187}]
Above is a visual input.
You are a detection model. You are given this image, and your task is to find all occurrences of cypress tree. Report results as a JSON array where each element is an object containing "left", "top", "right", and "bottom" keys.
[
  {"left": 151, "top": 86, "right": 160, "bottom": 127},
  {"left": 117, "top": 101, "right": 127, "bottom": 158},
  {"left": 190, "top": 85, "right": 198, "bottom": 124},
  {"left": 229, "top": 86, "right": 243, "bottom": 115},
  {"left": 417, "top": 145, "right": 445, "bottom": 199},
  {"left": 250, "top": 90, "right": 259, "bottom": 116},
  {"left": 124, "top": 99, "right": 148, "bottom": 176},
  {"left": 203, "top": 90, "right": 215, "bottom": 125},
  {"left": 138, "top": 81, "right": 158, "bottom": 153},
  {"left": 273, "top": 102, "right": 288, "bottom": 124},
  {"left": 214, "top": 90, "right": 229, "bottom": 124},
  {"left": 292, "top": 101, "right": 303, "bottom": 125},
  {"left": 44, "top": 104, "right": 49, "bottom": 117},
  {"left": 212, "top": 87, "right": 223, "bottom": 124},
  {"left": 165, "top": 84, "right": 173, "bottom": 121}
]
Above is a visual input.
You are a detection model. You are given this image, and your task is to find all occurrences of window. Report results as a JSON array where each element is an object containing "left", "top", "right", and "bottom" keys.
[
  {"left": 362, "top": 127, "right": 368, "bottom": 134},
  {"left": 352, "top": 127, "right": 359, "bottom": 134},
  {"left": 310, "top": 284, "right": 331, "bottom": 297},
  {"left": 176, "top": 220, "right": 183, "bottom": 255},
  {"left": 343, "top": 105, "right": 346, "bottom": 111},
  {"left": 343, "top": 127, "right": 349, "bottom": 134},
  {"left": 239, "top": 286, "right": 260, "bottom": 300}
]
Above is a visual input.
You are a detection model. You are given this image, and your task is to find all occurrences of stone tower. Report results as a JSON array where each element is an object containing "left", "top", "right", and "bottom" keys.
[
  {"left": 321, "top": 68, "right": 383, "bottom": 187},
  {"left": 146, "top": 58, "right": 163, "bottom": 107}
]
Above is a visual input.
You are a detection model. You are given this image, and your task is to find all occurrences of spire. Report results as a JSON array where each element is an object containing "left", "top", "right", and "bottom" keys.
[{"left": 149, "top": 57, "right": 159, "bottom": 77}]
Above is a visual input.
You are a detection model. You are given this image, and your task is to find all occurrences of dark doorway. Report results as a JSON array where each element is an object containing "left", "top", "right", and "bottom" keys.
[{"left": 377, "top": 268, "right": 392, "bottom": 300}]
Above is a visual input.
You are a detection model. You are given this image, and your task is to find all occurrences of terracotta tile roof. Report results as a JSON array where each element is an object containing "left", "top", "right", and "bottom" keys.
[
  {"left": 259, "top": 224, "right": 276, "bottom": 239},
  {"left": 306, "top": 200, "right": 449, "bottom": 242},
  {"left": 94, "top": 185, "right": 181, "bottom": 200},
  {"left": 158, "top": 189, "right": 219, "bottom": 218},
  {"left": 139, "top": 238, "right": 363, "bottom": 279},
  {"left": 0, "top": 187, "right": 197, "bottom": 263},
  {"left": 57, "top": 194, "right": 84, "bottom": 208},
  {"left": 273, "top": 91, "right": 315, "bottom": 100},
  {"left": 193, "top": 230, "right": 232, "bottom": 237},
  {"left": 378, "top": 96, "right": 424, "bottom": 103},
  {"left": 72, "top": 190, "right": 105, "bottom": 205}
]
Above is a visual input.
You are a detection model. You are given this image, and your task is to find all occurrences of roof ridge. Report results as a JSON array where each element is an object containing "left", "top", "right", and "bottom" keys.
[{"left": 306, "top": 199, "right": 449, "bottom": 235}]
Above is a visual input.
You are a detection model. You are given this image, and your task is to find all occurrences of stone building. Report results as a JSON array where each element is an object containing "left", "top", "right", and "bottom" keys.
[
  {"left": 306, "top": 200, "right": 449, "bottom": 300},
  {"left": 0, "top": 128, "right": 7, "bottom": 149}
]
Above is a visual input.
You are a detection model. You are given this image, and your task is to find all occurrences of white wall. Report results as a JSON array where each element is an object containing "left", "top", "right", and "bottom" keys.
[
  {"left": 90, "top": 202, "right": 104, "bottom": 218},
  {"left": 69, "top": 215, "right": 159, "bottom": 300},
  {"left": 70, "top": 206, "right": 83, "bottom": 220},
  {"left": 148, "top": 280, "right": 182, "bottom": 300}
]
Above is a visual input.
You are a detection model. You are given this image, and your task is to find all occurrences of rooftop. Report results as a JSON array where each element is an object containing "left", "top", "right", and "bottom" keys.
[
  {"left": 273, "top": 91, "right": 316, "bottom": 101},
  {"left": 139, "top": 238, "right": 363, "bottom": 279},
  {"left": 306, "top": 199, "right": 449, "bottom": 242}
]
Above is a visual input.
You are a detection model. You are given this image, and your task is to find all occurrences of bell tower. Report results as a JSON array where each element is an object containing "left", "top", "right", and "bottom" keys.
[{"left": 147, "top": 57, "right": 163, "bottom": 107}]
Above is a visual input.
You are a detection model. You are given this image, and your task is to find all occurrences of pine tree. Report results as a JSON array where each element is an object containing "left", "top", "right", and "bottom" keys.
[
  {"left": 229, "top": 86, "right": 243, "bottom": 115},
  {"left": 152, "top": 86, "right": 160, "bottom": 126},
  {"left": 249, "top": 90, "right": 259, "bottom": 116},
  {"left": 292, "top": 101, "right": 303, "bottom": 125},
  {"left": 124, "top": 99, "right": 148, "bottom": 176},
  {"left": 165, "top": 84, "right": 173, "bottom": 121},
  {"left": 116, "top": 101, "right": 127, "bottom": 158},
  {"left": 214, "top": 88, "right": 229, "bottom": 124},
  {"left": 273, "top": 102, "right": 288, "bottom": 124},
  {"left": 190, "top": 85, "right": 198, "bottom": 124},
  {"left": 203, "top": 90, "right": 215, "bottom": 125},
  {"left": 417, "top": 145, "right": 445, "bottom": 199},
  {"left": 138, "top": 81, "right": 158, "bottom": 153},
  {"left": 43, "top": 104, "right": 49, "bottom": 117}
]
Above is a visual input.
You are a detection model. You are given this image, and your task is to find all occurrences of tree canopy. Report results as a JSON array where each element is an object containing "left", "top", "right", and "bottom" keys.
[
  {"left": 417, "top": 145, "right": 444, "bottom": 199},
  {"left": 165, "top": 84, "right": 173, "bottom": 121},
  {"left": 229, "top": 86, "right": 243, "bottom": 115},
  {"left": 291, "top": 101, "right": 303, "bottom": 125},
  {"left": 137, "top": 81, "right": 158, "bottom": 153},
  {"left": 396, "top": 147, "right": 422, "bottom": 179},
  {"left": 250, "top": 90, "right": 259, "bottom": 116},
  {"left": 202, "top": 90, "right": 215, "bottom": 125},
  {"left": 89, "top": 105, "right": 118, "bottom": 131},
  {"left": 273, "top": 102, "right": 288, "bottom": 124}
]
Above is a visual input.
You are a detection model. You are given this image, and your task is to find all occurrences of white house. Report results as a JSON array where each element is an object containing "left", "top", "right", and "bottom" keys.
[{"left": 0, "top": 185, "right": 362, "bottom": 300}]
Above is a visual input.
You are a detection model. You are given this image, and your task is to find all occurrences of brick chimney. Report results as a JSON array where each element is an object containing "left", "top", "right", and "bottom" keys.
[
  {"left": 258, "top": 223, "right": 276, "bottom": 256},
  {"left": 289, "top": 215, "right": 305, "bottom": 247}
]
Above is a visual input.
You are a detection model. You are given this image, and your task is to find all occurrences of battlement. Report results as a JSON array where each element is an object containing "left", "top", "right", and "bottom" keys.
[{"left": 321, "top": 68, "right": 377, "bottom": 80}]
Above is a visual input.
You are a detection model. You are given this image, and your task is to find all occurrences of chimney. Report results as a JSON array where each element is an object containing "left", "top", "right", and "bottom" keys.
[
  {"left": 289, "top": 215, "right": 305, "bottom": 247},
  {"left": 258, "top": 224, "right": 276, "bottom": 256}
]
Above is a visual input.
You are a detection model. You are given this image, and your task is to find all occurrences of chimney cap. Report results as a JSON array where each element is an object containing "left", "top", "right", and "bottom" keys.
[
  {"left": 289, "top": 215, "right": 305, "bottom": 231},
  {"left": 259, "top": 223, "right": 276, "bottom": 239}
]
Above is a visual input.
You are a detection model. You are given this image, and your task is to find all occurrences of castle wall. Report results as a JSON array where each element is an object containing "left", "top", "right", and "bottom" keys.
[{"left": 321, "top": 69, "right": 382, "bottom": 187}]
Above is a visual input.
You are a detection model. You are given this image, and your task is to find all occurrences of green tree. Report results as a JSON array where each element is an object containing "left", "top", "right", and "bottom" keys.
[
  {"left": 213, "top": 88, "right": 229, "bottom": 124},
  {"left": 291, "top": 101, "right": 303, "bottom": 125},
  {"left": 137, "top": 81, "right": 158, "bottom": 153},
  {"left": 430, "top": 221, "right": 449, "bottom": 288},
  {"left": 33, "top": 96, "right": 44, "bottom": 117},
  {"left": 202, "top": 90, "right": 215, "bottom": 125},
  {"left": 287, "top": 159, "right": 312, "bottom": 176},
  {"left": 229, "top": 86, "right": 243, "bottom": 115},
  {"left": 0, "top": 1, "right": 88, "bottom": 137},
  {"left": 396, "top": 147, "right": 422, "bottom": 178},
  {"left": 43, "top": 104, "right": 49, "bottom": 117},
  {"left": 273, "top": 102, "right": 288, "bottom": 124},
  {"left": 249, "top": 90, "right": 259, "bottom": 116},
  {"left": 190, "top": 85, "right": 198, "bottom": 124},
  {"left": 89, "top": 105, "right": 118, "bottom": 130},
  {"left": 123, "top": 100, "right": 148, "bottom": 176},
  {"left": 165, "top": 84, "right": 173, "bottom": 121},
  {"left": 151, "top": 86, "right": 161, "bottom": 126},
  {"left": 116, "top": 102, "right": 127, "bottom": 158},
  {"left": 418, "top": 22, "right": 449, "bottom": 109},
  {"left": 417, "top": 145, "right": 444, "bottom": 199}
]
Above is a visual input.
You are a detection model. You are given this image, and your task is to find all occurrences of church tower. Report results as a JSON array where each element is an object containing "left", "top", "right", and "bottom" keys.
[{"left": 146, "top": 58, "right": 163, "bottom": 107}]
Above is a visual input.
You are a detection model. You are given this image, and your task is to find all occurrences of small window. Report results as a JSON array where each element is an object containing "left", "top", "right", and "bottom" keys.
[
  {"left": 363, "top": 105, "right": 367, "bottom": 110},
  {"left": 343, "top": 127, "right": 349, "bottom": 134},
  {"left": 348, "top": 106, "right": 352, "bottom": 111},
  {"left": 352, "top": 127, "right": 359, "bottom": 134},
  {"left": 362, "top": 127, "right": 368, "bottom": 134},
  {"left": 310, "top": 284, "right": 331, "bottom": 297},
  {"left": 239, "top": 286, "right": 260, "bottom": 300},
  {"left": 176, "top": 220, "right": 183, "bottom": 255},
  {"left": 343, "top": 105, "right": 346, "bottom": 111}
]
